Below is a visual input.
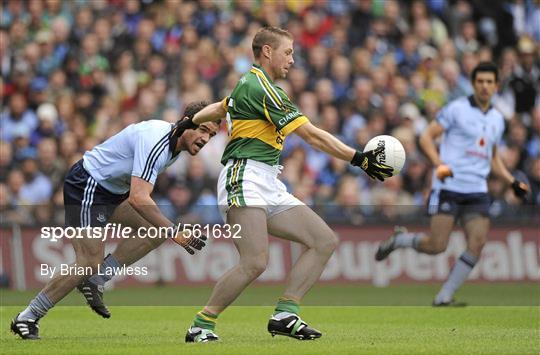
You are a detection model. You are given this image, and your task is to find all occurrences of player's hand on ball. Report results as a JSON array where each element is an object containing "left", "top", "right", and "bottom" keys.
[
  {"left": 436, "top": 164, "right": 453, "bottom": 182},
  {"left": 511, "top": 180, "right": 529, "bottom": 201},
  {"left": 351, "top": 147, "right": 394, "bottom": 181},
  {"left": 172, "top": 229, "right": 207, "bottom": 255}
]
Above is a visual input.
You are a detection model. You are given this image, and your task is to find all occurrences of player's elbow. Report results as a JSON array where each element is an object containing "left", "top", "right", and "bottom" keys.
[
  {"left": 128, "top": 193, "right": 149, "bottom": 209},
  {"left": 295, "top": 123, "right": 321, "bottom": 147}
]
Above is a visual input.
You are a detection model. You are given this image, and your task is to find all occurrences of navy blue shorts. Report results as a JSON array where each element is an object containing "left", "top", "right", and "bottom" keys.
[
  {"left": 427, "top": 189, "right": 490, "bottom": 220},
  {"left": 63, "top": 160, "right": 129, "bottom": 227}
]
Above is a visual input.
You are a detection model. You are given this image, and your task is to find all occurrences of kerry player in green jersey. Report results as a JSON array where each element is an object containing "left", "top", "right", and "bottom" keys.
[{"left": 182, "top": 27, "right": 393, "bottom": 342}]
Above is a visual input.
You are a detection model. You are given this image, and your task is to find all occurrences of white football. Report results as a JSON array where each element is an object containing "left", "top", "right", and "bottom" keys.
[{"left": 363, "top": 135, "right": 406, "bottom": 175}]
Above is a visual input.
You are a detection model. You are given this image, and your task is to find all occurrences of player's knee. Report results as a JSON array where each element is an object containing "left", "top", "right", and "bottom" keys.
[
  {"left": 240, "top": 254, "right": 268, "bottom": 279},
  {"left": 432, "top": 243, "right": 447, "bottom": 254},
  {"left": 425, "top": 239, "right": 447, "bottom": 255},
  {"left": 468, "top": 237, "right": 486, "bottom": 255},
  {"left": 316, "top": 232, "right": 339, "bottom": 256}
]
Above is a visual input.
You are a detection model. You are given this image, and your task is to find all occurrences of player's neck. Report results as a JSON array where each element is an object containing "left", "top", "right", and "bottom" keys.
[
  {"left": 174, "top": 138, "right": 184, "bottom": 155},
  {"left": 472, "top": 95, "right": 490, "bottom": 113},
  {"left": 255, "top": 60, "right": 276, "bottom": 81}
]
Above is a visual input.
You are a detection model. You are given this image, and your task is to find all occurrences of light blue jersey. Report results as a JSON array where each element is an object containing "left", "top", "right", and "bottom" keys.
[
  {"left": 432, "top": 96, "right": 505, "bottom": 193},
  {"left": 83, "top": 120, "right": 180, "bottom": 194}
]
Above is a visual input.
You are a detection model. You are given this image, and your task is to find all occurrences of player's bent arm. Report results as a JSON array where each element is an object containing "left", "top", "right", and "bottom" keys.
[
  {"left": 128, "top": 176, "right": 175, "bottom": 229},
  {"left": 294, "top": 122, "right": 355, "bottom": 161},
  {"left": 192, "top": 101, "right": 227, "bottom": 125},
  {"left": 128, "top": 177, "right": 207, "bottom": 253},
  {"left": 419, "top": 120, "right": 445, "bottom": 166},
  {"left": 490, "top": 145, "right": 515, "bottom": 185}
]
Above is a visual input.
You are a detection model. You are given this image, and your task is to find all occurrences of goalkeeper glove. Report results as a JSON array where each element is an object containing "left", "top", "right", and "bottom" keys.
[
  {"left": 170, "top": 227, "right": 207, "bottom": 255},
  {"left": 351, "top": 147, "right": 393, "bottom": 181},
  {"left": 511, "top": 180, "right": 529, "bottom": 201}
]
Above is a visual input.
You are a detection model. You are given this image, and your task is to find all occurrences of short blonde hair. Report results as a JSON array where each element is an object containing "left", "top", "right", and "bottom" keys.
[{"left": 252, "top": 27, "right": 292, "bottom": 58}]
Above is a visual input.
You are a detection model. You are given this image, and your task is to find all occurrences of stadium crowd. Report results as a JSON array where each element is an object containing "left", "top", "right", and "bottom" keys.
[{"left": 0, "top": 0, "right": 539, "bottom": 227}]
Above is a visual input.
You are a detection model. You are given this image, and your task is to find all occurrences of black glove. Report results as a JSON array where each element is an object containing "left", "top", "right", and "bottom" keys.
[
  {"left": 174, "top": 117, "right": 198, "bottom": 135},
  {"left": 351, "top": 146, "right": 394, "bottom": 181},
  {"left": 170, "top": 226, "right": 207, "bottom": 255},
  {"left": 181, "top": 233, "right": 207, "bottom": 255},
  {"left": 511, "top": 180, "right": 529, "bottom": 201}
]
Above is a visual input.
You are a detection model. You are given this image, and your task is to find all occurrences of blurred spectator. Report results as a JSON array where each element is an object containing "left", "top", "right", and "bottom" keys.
[
  {"left": 501, "top": 36, "right": 539, "bottom": 116},
  {"left": 440, "top": 59, "right": 471, "bottom": 101},
  {"left": 30, "top": 103, "right": 64, "bottom": 146},
  {"left": 37, "top": 138, "right": 65, "bottom": 189},
  {"left": 325, "top": 174, "right": 365, "bottom": 225},
  {"left": 0, "top": 182, "right": 31, "bottom": 226},
  {"left": 454, "top": 19, "right": 479, "bottom": 56},
  {"left": 0, "top": 92, "right": 38, "bottom": 142},
  {"left": 19, "top": 155, "right": 53, "bottom": 204},
  {"left": 371, "top": 175, "right": 416, "bottom": 221},
  {"left": 348, "top": 0, "right": 372, "bottom": 49}
]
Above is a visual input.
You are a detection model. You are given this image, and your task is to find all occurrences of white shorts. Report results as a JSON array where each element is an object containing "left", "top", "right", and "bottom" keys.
[{"left": 217, "top": 159, "right": 304, "bottom": 223}]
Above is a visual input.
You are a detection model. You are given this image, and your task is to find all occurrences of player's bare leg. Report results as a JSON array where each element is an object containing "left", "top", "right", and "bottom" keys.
[
  {"left": 265, "top": 205, "right": 339, "bottom": 340},
  {"left": 267, "top": 206, "right": 338, "bottom": 300},
  {"left": 205, "top": 207, "right": 269, "bottom": 311},
  {"left": 375, "top": 214, "right": 455, "bottom": 260},
  {"left": 186, "top": 206, "right": 268, "bottom": 342},
  {"left": 12, "top": 234, "right": 105, "bottom": 339},
  {"left": 434, "top": 215, "right": 489, "bottom": 306},
  {"left": 44, "top": 235, "right": 105, "bottom": 302},
  {"left": 78, "top": 200, "right": 163, "bottom": 318},
  {"left": 462, "top": 215, "right": 489, "bottom": 258}
]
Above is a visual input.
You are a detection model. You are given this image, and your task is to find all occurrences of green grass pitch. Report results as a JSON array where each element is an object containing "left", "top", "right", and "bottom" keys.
[{"left": 1, "top": 284, "right": 538, "bottom": 354}]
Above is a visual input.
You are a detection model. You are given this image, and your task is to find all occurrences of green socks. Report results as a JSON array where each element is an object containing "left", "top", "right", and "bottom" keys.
[
  {"left": 193, "top": 310, "right": 218, "bottom": 330},
  {"left": 273, "top": 297, "right": 300, "bottom": 315},
  {"left": 192, "top": 298, "right": 299, "bottom": 330}
]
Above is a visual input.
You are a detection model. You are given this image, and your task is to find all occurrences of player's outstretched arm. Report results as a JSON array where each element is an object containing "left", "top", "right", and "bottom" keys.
[
  {"left": 294, "top": 122, "right": 393, "bottom": 181},
  {"left": 192, "top": 100, "right": 227, "bottom": 125},
  {"left": 491, "top": 145, "right": 529, "bottom": 200}
]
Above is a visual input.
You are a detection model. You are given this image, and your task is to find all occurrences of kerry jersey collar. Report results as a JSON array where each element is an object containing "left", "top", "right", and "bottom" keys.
[{"left": 251, "top": 63, "right": 274, "bottom": 83}]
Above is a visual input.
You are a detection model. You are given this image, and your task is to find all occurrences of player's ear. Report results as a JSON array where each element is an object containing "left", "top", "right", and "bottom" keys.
[{"left": 262, "top": 44, "right": 272, "bottom": 59}]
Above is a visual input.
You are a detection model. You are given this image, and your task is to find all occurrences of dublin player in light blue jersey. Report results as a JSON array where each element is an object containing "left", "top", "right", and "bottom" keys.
[
  {"left": 11, "top": 102, "right": 218, "bottom": 340},
  {"left": 375, "top": 62, "right": 529, "bottom": 306}
]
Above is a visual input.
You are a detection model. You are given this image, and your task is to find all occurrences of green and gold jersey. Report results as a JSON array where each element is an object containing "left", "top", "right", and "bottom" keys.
[{"left": 221, "top": 64, "right": 309, "bottom": 166}]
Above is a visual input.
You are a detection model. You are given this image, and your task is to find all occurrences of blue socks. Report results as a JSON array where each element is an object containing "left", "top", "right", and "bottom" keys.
[
  {"left": 19, "top": 292, "right": 53, "bottom": 321},
  {"left": 435, "top": 251, "right": 478, "bottom": 303},
  {"left": 88, "top": 254, "right": 122, "bottom": 286},
  {"left": 394, "top": 232, "right": 423, "bottom": 250}
]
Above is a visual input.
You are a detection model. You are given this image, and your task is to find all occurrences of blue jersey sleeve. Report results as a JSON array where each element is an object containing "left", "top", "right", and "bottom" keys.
[
  {"left": 436, "top": 104, "right": 454, "bottom": 130},
  {"left": 131, "top": 131, "right": 170, "bottom": 185}
]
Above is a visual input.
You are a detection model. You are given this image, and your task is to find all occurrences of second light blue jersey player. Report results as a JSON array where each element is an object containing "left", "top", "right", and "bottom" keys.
[
  {"left": 432, "top": 95, "right": 505, "bottom": 193},
  {"left": 375, "top": 62, "right": 528, "bottom": 307}
]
